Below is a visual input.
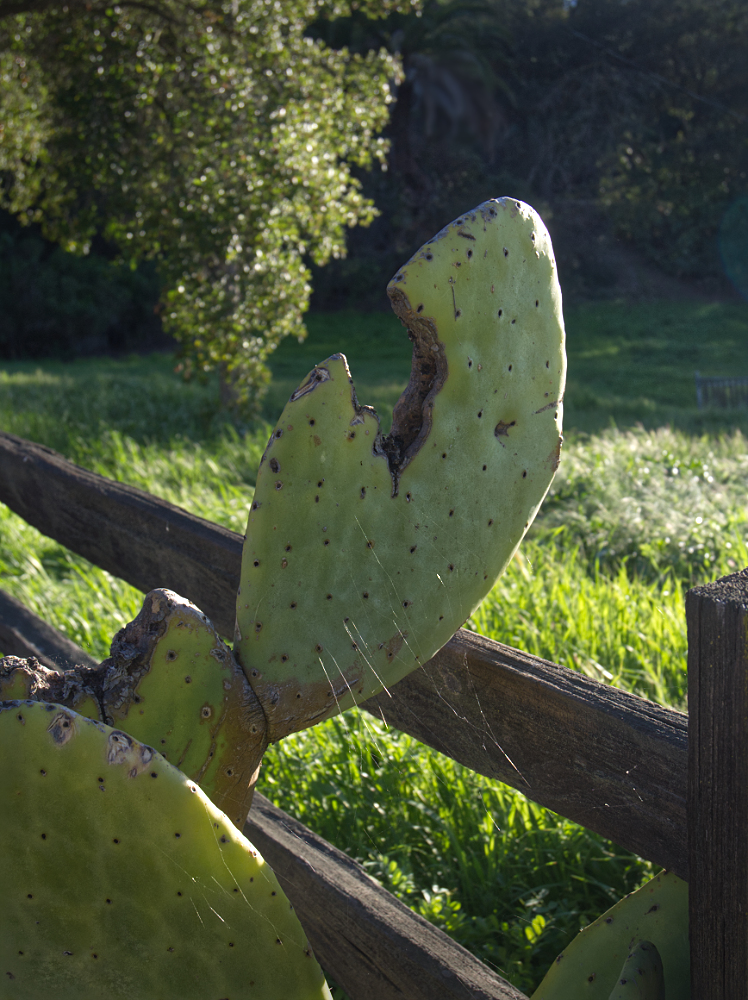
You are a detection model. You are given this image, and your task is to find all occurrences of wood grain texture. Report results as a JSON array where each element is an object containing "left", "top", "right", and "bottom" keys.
[
  {"left": 687, "top": 568, "right": 748, "bottom": 998},
  {"left": 0, "top": 432, "right": 241, "bottom": 638},
  {"left": 245, "top": 793, "right": 528, "bottom": 1000},
  {"left": 0, "top": 587, "right": 99, "bottom": 669},
  {"left": 0, "top": 432, "right": 689, "bottom": 874},
  {"left": 364, "top": 629, "right": 688, "bottom": 879}
]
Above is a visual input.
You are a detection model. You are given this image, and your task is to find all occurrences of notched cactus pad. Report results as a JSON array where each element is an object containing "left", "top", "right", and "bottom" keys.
[
  {"left": 531, "top": 872, "right": 688, "bottom": 1000},
  {"left": 0, "top": 700, "right": 330, "bottom": 1000},
  {"left": 236, "top": 197, "right": 566, "bottom": 739}
]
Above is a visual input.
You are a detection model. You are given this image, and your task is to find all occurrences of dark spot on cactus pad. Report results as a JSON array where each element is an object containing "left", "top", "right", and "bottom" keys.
[
  {"left": 442, "top": 452, "right": 447, "bottom": 458},
  {"left": 281, "top": 655, "right": 288, "bottom": 662},
  {"left": 326, "top": 594, "right": 333, "bottom": 600},
  {"left": 315, "top": 644, "right": 323, "bottom": 653},
  {"left": 285, "top": 544, "right": 292, "bottom": 551},
  {"left": 251, "top": 500, "right": 259, "bottom": 510},
  {"left": 269, "top": 457, "right": 280, "bottom": 473},
  {"left": 605, "top": 917, "right": 613, "bottom": 923},
  {"left": 467, "top": 249, "right": 473, "bottom": 258},
  {"left": 39, "top": 769, "right": 46, "bottom": 776},
  {"left": 483, "top": 465, "right": 487, "bottom": 471},
  {"left": 184, "top": 676, "right": 192, "bottom": 683},
  {"left": 367, "top": 540, "right": 374, "bottom": 548},
  {"left": 536, "top": 300, "right": 539, "bottom": 307},
  {"left": 425, "top": 252, "right": 433, "bottom": 260},
  {"left": 290, "top": 602, "right": 297, "bottom": 609},
  {"left": 166, "top": 649, "right": 177, "bottom": 661},
  {"left": 41, "top": 833, "right": 46, "bottom": 839},
  {"left": 498, "top": 309, "right": 503, "bottom": 317},
  {"left": 495, "top": 420, "right": 516, "bottom": 440},
  {"left": 363, "top": 592, "right": 369, "bottom": 599},
  {"left": 324, "top": 539, "right": 330, "bottom": 546},
  {"left": 220, "top": 835, "right": 227, "bottom": 843},
  {"left": 309, "top": 418, "right": 315, "bottom": 426},
  {"left": 253, "top": 559, "right": 260, "bottom": 567},
  {"left": 511, "top": 318, "right": 516, "bottom": 324},
  {"left": 449, "top": 509, "right": 454, "bottom": 516},
  {"left": 478, "top": 410, "right": 483, "bottom": 418},
  {"left": 360, "top": 487, "right": 366, "bottom": 499},
  {"left": 488, "top": 519, "right": 493, "bottom": 526},
  {"left": 508, "top": 364, "right": 512, "bottom": 370},
  {"left": 448, "top": 564, "right": 455, "bottom": 571},
  {"left": 281, "top": 558, "right": 288, "bottom": 568},
  {"left": 275, "top": 429, "right": 283, "bottom": 438},
  {"left": 402, "top": 601, "right": 411, "bottom": 609},
  {"left": 348, "top": 431, "right": 356, "bottom": 440},
  {"left": 48, "top": 710, "right": 74, "bottom": 745},
  {"left": 229, "top": 942, "right": 235, "bottom": 948},
  {"left": 274, "top": 480, "right": 283, "bottom": 490},
  {"left": 587, "top": 974, "right": 595, "bottom": 982},
  {"left": 523, "top": 470, "right": 527, "bottom": 478},
  {"left": 646, "top": 904, "right": 659, "bottom": 913},
  {"left": 315, "top": 495, "right": 319, "bottom": 503},
  {"left": 410, "top": 546, "right": 417, "bottom": 553},
  {"left": 174, "top": 833, "right": 181, "bottom": 838},
  {"left": 254, "top": 622, "right": 262, "bottom": 632},
  {"left": 455, "top": 309, "right": 461, "bottom": 318},
  {"left": 113, "top": 838, "right": 120, "bottom": 844},
  {"left": 503, "top": 247, "right": 508, "bottom": 256},
  {"left": 416, "top": 304, "right": 424, "bottom": 313},
  {"left": 406, "top": 493, "right": 412, "bottom": 502}
]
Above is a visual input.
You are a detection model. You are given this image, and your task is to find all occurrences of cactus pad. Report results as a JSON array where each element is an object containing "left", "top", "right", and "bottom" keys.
[
  {"left": 0, "top": 699, "right": 330, "bottom": 1000},
  {"left": 100, "top": 590, "right": 268, "bottom": 826},
  {"left": 608, "top": 941, "right": 665, "bottom": 1000},
  {"left": 236, "top": 198, "right": 566, "bottom": 739},
  {"left": 531, "top": 872, "right": 688, "bottom": 1000}
]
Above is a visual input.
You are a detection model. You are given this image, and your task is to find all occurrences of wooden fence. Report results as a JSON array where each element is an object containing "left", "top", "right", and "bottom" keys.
[
  {"left": 695, "top": 370, "right": 748, "bottom": 409},
  {"left": 0, "top": 428, "right": 745, "bottom": 999}
]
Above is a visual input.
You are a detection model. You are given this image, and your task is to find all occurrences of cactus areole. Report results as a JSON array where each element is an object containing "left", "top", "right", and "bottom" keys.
[{"left": 235, "top": 197, "right": 566, "bottom": 740}]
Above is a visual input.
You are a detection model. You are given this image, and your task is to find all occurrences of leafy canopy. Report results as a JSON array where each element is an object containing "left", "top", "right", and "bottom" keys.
[{"left": 0, "top": 0, "right": 409, "bottom": 406}]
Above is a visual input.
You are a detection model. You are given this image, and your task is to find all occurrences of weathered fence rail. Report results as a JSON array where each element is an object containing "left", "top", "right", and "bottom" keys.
[{"left": 0, "top": 428, "right": 745, "bottom": 999}]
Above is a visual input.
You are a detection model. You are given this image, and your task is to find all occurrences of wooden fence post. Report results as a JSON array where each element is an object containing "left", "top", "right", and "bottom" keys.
[{"left": 687, "top": 568, "right": 748, "bottom": 997}]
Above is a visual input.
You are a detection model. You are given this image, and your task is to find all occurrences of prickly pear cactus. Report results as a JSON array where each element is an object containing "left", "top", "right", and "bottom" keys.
[
  {"left": 1, "top": 591, "right": 268, "bottom": 826},
  {"left": 608, "top": 941, "right": 665, "bottom": 1000},
  {"left": 531, "top": 872, "right": 688, "bottom": 1000},
  {"left": 0, "top": 699, "right": 330, "bottom": 1000},
  {"left": 235, "top": 197, "right": 566, "bottom": 739}
]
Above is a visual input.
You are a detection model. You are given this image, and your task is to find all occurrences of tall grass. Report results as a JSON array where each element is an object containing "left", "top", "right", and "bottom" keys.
[{"left": 1, "top": 297, "right": 747, "bottom": 993}]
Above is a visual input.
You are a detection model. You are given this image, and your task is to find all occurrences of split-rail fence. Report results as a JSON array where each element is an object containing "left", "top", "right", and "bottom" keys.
[{"left": 0, "top": 429, "right": 745, "bottom": 999}]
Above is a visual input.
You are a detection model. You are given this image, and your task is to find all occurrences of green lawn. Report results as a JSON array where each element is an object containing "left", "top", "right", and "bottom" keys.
[{"left": 1, "top": 297, "right": 747, "bottom": 995}]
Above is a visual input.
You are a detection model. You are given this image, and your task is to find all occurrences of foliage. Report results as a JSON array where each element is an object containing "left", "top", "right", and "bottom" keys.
[
  {"left": 0, "top": 0, "right": 408, "bottom": 405},
  {"left": 0, "top": 212, "right": 164, "bottom": 359},
  {"left": 310, "top": 0, "right": 748, "bottom": 305}
]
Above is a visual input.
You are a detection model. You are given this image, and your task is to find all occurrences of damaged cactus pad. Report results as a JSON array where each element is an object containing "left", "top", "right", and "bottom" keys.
[
  {"left": 0, "top": 590, "right": 268, "bottom": 827},
  {"left": 236, "top": 198, "right": 566, "bottom": 739},
  {"left": 0, "top": 700, "right": 331, "bottom": 1000}
]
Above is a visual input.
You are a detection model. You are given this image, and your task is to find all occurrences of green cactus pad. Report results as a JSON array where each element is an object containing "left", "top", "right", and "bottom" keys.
[
  {"left": 236, "top": 198, "right": 565, "bottom": 739},
  {"left": 531, "top": 872, "right": 688, "bottom": 1000},
  {"left": 608, "top": 941, "right": 665, "bottom": 1000},
  {"left": 0, "top": 699, "right": 330, "bottom": 1000},
  {"left": 101, "top": 590, "right": 268, "bottom": 827}
]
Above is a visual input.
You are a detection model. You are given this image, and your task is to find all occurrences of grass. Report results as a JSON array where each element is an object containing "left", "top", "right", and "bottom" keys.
[{"left": 1, "top": 296, "right": 747, "bottom": 994}]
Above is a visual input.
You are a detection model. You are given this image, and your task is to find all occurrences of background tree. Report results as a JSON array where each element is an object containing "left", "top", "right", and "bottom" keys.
[{"left": 0, "top": 0, "right": 409, "bottom": 406}]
